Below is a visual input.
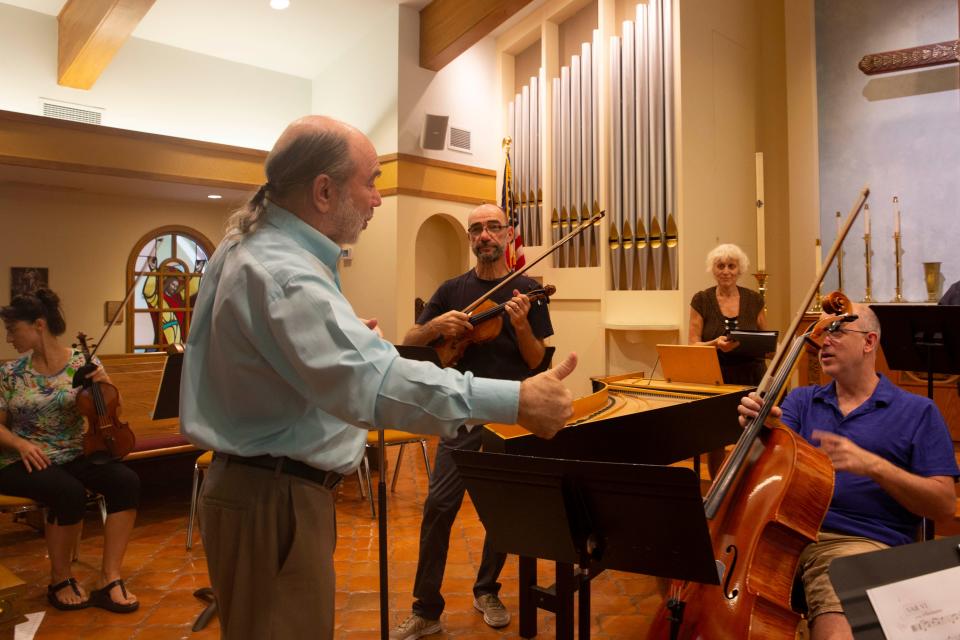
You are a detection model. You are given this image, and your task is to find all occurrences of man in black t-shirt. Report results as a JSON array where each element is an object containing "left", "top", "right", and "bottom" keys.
[{"left": 391, "top": 204, "right": 553, "bottom": 640}]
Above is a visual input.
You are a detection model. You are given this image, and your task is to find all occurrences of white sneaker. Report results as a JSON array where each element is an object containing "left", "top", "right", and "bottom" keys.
[
  {"left": 390, "top": 614, "right": 442, "bottom": 640},
  {"left": 474, "top": 593, "right": 511, "bottom": 628}
]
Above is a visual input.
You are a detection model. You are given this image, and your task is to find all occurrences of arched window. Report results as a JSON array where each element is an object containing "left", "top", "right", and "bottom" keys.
[{"left": 126, "top": 226, "right": 215, "bottom": 353}]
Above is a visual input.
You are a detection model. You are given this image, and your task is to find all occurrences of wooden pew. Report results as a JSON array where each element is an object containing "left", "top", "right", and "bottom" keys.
[{"left": 99, "top": 352, "right": 196, "bottom": 461}]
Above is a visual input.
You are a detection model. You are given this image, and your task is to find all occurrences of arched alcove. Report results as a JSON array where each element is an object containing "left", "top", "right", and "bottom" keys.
[{"left": 414, "top": 214, "right": 469, "bottom": 319}]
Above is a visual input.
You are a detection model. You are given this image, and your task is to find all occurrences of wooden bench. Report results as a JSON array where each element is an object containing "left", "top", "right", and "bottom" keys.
[
  {"left": 99, "top": 352, "right": 196, "bottom": 461},
  {"left": 0, "top": 563, "right": 26, "bottom": 639}
]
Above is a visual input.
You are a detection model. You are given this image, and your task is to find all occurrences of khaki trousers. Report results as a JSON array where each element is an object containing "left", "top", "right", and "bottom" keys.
[{"left": 199, "top": 456, "right": 337, "bottom": 639}]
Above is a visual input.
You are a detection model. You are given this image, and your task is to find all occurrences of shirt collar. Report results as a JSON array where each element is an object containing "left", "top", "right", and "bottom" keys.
[
  {"left": 262, "top": 201, "right": 342, "bottom": 274},
  {"left": 812, "top": 372, "right": 894, "bottom": 408}
]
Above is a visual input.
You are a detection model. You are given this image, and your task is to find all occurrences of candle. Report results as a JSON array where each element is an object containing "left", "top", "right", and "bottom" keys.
[
  {"left": 815, "top": 238, "right": 822, "bottom": 274},
  {"left": 755, "top": 152, "right": 765, "bottom": 271},
  {"left": 863, "top": 203, "right": 870, "bottom": 235},
  {"left": 894, "top": 196, "right": 901, "bottom": 234},
  {"left": 836, "top": 211, "right": 842, "bottom": 237}
]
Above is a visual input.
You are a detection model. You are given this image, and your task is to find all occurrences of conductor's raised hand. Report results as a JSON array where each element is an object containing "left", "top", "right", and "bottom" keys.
[
  {"left": 737, "top": 391, "right": 780, "bottom": 427},
  {"left": 430, "top": 310, "right": 473, "bottom": 339},
  {"left": 517, "top": 352, "right": 578, "bottom": 439}
]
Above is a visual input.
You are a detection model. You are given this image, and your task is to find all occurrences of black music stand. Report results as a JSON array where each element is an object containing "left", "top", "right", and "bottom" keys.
[
  {"left": 871, "top": 304, "right": 960, "bottom": 400},
  {"left": 871, "top": 304, "right": 960, "bottom": 540},
  {"left": 453, "top": 450, "right": 718, "bottom": 640},
  {"left": 369, "top": 345, "right": 443, "bottom": 639},
  {"left": 148, "top": 351, "right": 217, "bottom": 631},
  {"left": 151, "top": 350, "right": 182, "bottom": 420},
  {"left": 829, "top": 535, "right": 960, "bottom": 639}
]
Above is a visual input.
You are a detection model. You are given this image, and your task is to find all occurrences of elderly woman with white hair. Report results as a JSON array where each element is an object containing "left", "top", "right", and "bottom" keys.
[{"left": 690, "top": 244, "right": 768, "bottom": 476}]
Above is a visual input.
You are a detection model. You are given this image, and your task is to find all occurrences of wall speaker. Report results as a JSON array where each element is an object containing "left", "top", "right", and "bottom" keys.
[{"left": 421, "top": 114, "right": 449, "bottom": 150}]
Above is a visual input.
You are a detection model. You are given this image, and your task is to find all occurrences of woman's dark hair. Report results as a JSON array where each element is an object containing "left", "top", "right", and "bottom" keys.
[{"left": 0, "top": 288, "right": 67, "bottom": 336}]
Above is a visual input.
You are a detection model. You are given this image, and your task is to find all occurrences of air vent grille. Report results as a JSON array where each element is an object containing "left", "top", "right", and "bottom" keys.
[
  {"left": 448, "top": 127, "right": 471, "bottom": 153},
  {"left": 42, "top": 100, "right": 102, "bottom": 125}
]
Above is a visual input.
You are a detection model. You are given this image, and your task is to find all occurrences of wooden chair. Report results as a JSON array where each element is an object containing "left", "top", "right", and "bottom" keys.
[
  {"left": 356, "top": 430, "right": 432, "bottom": 518},
  {"left": 0, "top": 493, "right": 107, "bottom": 525},
  {"left": 186, "top": 451, "right": 213, "bottom": 550},
  {"left": 0, "top": 492, "right": 107, "bottom": 561}
]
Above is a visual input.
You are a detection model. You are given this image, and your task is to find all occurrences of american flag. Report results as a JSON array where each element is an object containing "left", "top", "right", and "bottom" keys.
[{"left": 501, "top": 146, "right": 525, "bottom": 270}]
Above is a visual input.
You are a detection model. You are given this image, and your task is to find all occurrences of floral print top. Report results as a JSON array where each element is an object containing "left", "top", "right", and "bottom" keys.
[{"left": 0, "top": 349, "right": 95, "bottom": 469}]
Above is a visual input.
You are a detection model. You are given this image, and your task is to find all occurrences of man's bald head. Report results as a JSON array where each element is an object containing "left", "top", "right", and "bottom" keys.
[
  {"left": 225, "top": 116, "right": 377, "bottom": 237},
  {"left": 467, "top": 203, "right": 508, "bottom": 226},
  {"left": 850, "top": 303, "right": 881, "bottom": 339},
  {"left": 265, "top": 116, "right": 360, "bottom": 198}
]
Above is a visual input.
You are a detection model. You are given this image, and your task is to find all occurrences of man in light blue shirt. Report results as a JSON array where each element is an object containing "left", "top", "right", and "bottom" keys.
[{"left": 180, "top": 115, "right": 577, "bottom": 640}]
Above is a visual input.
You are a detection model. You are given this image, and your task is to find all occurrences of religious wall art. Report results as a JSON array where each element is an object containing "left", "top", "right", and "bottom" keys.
[
  {"left": 130, "top": 230, "right": 211, "bottom": 352},
  {"left": 10, "top": 266, "right": 48, "bottom": 299}
]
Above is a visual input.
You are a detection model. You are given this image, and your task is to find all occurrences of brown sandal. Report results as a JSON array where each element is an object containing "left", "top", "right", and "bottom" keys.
[
  {"left": 47, "top": 577, "right": 90, "bottom": 611},
  {"left": 89, "top": 578, "right": 139, "bottom": 614}
]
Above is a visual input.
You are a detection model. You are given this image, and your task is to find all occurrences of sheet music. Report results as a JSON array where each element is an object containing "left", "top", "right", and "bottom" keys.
[
  {"left": 866, "top": 564, "right": 960, "bottom": 639},
  {"left": 15, "top": 611, "right": 44, "bottom": 640}
]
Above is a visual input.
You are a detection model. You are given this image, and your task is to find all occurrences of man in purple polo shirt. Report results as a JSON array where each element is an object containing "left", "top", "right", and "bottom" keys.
[{"left": 739, "top": 303, "right": 958, "bottom": 640}]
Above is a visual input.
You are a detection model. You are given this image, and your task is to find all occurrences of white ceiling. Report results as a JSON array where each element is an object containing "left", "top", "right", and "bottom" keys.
[{"left": 1, "top": 0, "right": 429, "bottom": 79}]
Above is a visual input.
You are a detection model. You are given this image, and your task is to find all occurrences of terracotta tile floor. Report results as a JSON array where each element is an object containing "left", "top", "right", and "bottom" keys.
[{"left": 0, "top": 443, "right": 666, "bottom": 639}]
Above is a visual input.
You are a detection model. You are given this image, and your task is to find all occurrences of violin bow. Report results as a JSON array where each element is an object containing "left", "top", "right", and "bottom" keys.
[
  {"left": 462, "top": 210, "right": 605, "bottom": 314},
  {"left": 87, "top": 238, "right": 164, "bottom": 358}
]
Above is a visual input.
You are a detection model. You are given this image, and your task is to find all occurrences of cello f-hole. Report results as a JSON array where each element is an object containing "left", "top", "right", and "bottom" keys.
[{"left": 722, "top": 544, "right": 739, "bottom": 600}]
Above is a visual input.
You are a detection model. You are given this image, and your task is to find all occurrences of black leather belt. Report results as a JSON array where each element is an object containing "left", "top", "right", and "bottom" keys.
[{"left": 215, "top": 453, "right": 342, "bottom": 490}]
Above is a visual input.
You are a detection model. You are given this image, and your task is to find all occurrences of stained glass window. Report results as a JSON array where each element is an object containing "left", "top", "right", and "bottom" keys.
[{"left": 127, "top": 228, "right": 213, "bottom": 353}]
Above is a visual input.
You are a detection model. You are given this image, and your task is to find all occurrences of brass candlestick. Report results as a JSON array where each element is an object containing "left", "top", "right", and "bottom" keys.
[
  {"left": 893, "top": 232, "right": 904, "bottom": 302},
  {"left": 753, "top": 271, "right": 769, "bottom": 309},
  {"left": 923, "top": 262, "right": 942, "bottom": 302},
  {"left": 809, "top": 238, "right": 823, "bottom": 312},
  {"left": 835, "top": 211, "right": 844, "bottom": 292},
  {"left": 862, "top": 233, "right": 874, "bottom": 302},
  {"left": 811, "top": 282, "right": 823, "bottom": 312}
]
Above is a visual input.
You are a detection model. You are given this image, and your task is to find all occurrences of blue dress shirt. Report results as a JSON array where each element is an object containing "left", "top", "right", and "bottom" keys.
[{"left": 180, "top": 203, "right": 520, "bottom": 474}]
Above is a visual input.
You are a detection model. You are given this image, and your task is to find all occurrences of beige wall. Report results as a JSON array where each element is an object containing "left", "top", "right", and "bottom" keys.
[{"left": 0, "top": 185, "right": 230, "bottom": 360}]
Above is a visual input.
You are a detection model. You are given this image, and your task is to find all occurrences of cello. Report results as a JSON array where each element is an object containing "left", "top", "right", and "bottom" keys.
[{"left": 647, "top": 188, "right": 869, "bottom": 639}]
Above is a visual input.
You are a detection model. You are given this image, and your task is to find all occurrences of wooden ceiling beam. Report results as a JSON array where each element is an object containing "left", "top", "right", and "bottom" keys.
[
  {"left": 420, "top": 0, "right": 536, "bottom": 72},
  {"left": 58, "top": 0, "right": 156, "bottom": 90}
]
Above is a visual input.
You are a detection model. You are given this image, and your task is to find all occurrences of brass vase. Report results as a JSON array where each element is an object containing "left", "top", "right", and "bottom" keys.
[{"left": 923, "top": 262, "right": 942, "bottom": 302}]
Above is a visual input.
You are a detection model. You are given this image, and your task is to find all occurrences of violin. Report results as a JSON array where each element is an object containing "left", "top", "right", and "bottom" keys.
[
  {"left": 433, "top": 285, "right": 556, "bottom": 367},
  {"left": 73, "top": 333, "right": 136, "bottom": 462}
]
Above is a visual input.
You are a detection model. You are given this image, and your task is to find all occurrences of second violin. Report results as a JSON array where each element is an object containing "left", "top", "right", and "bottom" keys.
[{"left": 433, "top": 285, "right": 556, "bottom": 367}]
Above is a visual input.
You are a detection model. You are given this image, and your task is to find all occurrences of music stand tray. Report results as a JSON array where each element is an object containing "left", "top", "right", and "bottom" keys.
[
  {"left": 830, "top": 535, "right": 960, "bottom": 639},
  {"left": 454, "top": 450, "right": 717, "bottom": 639}
]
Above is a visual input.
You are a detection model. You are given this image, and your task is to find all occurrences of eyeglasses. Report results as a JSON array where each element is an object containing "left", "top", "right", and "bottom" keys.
[
  {"left": 825, "top": 326, "right": 872, "bottom": 338},
  {"left": 467, "top": 221, "right": 506, "bottom": 236}
]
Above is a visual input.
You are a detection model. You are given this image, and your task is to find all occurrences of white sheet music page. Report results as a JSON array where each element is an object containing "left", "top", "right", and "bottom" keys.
[{"left": 866, "top": 564, "right": 960, "bottom": 639}]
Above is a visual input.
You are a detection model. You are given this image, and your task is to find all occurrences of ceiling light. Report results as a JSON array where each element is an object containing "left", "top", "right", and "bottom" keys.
[
  {"left": 207, "top": 194, "right": 222, "bottom": 199},
  {"left": 270, "top": 0, "right": 290, "bottom": 9}
]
